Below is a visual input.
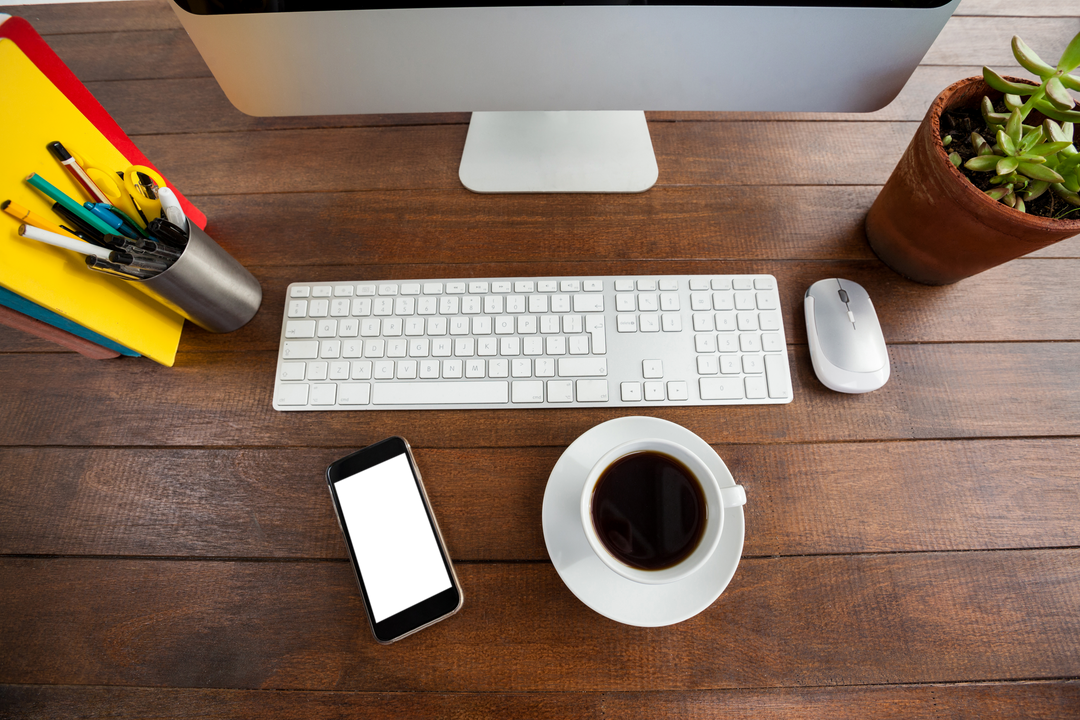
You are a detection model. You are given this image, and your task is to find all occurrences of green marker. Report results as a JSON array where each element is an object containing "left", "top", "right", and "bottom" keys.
[{"left": 24, "top": 172, "right": 115, "bottom": 238}]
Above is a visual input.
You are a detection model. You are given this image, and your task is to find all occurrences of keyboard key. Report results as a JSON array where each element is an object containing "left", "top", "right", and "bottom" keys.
[
  {"left": 512, "top": 381, "right": 544, "bottom": 403},
  {"left": 282, "top": 340, "right": 319, "bottom": 360},
  {"left": 285, "top": 320, "right": 316, "bottom": 339},
  {"left": 275, "top": 384, "right": 309, "bottom": 406},
  {"left": 667, "top": 381, "right": 689, "bottom": 401},
  {"left": 547, "top": 380, "right": 574, "bottom": 403},
  {"left": 765, "top": 354, "right": 792, "bottom": 399},
  {"left": 375, "top": 381, "right": 509, "bottom": 405},
  {"left": 558, "top": 357, "right": 607, "bottom": 377},
  {"left": 280, "top": 362, "right": 306, "bottom": 381},
  {"left": 311, "top": 384, "right": 337, "bottom": 405},
  {"left": 700, "top": 378, "right": 744, "bottom": 400},
  {"left": 338, "top": 383, "right": 371, "bottom": 405},
  {"left": 576, "top": 379, "right": 609, "bottom": 401}
]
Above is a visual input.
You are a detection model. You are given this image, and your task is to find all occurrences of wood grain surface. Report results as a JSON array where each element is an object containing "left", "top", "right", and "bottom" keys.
[{"left": 1, "top": 1, "right": 1078, "bottom": 718}]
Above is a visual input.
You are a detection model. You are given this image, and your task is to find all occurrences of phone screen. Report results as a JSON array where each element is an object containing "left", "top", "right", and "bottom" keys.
[
  {"left": 334, "top": 452, "right": 453, "bottom": 622},
  {"left": 327, "top": 437, "right": 462, "bottom": 643}
]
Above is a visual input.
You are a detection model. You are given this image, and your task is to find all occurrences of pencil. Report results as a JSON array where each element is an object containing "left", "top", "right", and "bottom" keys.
[{"left": 2, "top": 199, "right": 80, "bottom": 239}]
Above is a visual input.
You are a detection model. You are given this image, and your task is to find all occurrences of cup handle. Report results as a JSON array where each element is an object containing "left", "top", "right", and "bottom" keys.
[{"left": 720, "top": 484, "right": 747, "bottom": 508}]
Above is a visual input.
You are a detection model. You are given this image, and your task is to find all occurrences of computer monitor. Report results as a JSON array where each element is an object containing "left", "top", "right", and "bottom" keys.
[{"left": 170, "top": 1, "right": 960, "bottom": 193}]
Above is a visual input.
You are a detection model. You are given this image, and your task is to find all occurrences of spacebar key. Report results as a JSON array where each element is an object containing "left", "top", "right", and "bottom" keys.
[{"left": 372, "top": 381, "right": 509, "bottom": 405}]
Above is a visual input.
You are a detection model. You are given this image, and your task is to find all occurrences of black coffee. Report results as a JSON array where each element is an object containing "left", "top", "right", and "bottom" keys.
[{"left": 590, "top": 451, "right": 706, "bottom": 571}]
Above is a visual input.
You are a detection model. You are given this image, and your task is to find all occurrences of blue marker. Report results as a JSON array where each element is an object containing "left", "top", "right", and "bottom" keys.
[{"left": 85, "top": 203, "right": 141, "bottom": 239}]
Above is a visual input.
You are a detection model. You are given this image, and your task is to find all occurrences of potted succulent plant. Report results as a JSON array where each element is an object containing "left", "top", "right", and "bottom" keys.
[{"left": 865, "top": 30, "right": 1080, "bottom": 285}]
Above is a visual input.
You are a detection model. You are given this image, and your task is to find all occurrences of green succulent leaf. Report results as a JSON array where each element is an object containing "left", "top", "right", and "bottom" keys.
[
  {"left": 1067, "top": 175, "right": 1080, "bottom": 193},
  {"left": 942, "top": 135, "right": 952, "bottom": 147},
  {"left": 1006, "top": 110, "right": 1025, "bottom": 144},
  {"left": 1062, "top": 74, "right": 1080, "bottom": 92},
  {"left": 1034, "top": 99, "right": 1080, "bottom": 123},
  {"left": 1005, "top": 94, "right": 1024, "bottom": 112},
  {"left": 998, "top": 128, "right": 1018, "bottom": 156},
  {"left": 1018, "top": 162, "right": 1065, "bottom": 183},
  {"left": 1019, "top": 126, "right": 1044, "bottom": 153},
  {"left": 1057, "top": 30, "right": 1080, "bottom": 73},
  {"left": 966, "top": 155, "right": 1001, "bottom": 172},
  {"left": 1025, "top": 180, "right": 1051, "bottom": 200},
  {"left": 997, "top": 156, "right": 1021, "bottom": 174},
  {"left": 970, "top": 132, "right": 994, "bottom": 156},
  {"left": 1012, "top": 36, "right": 1056, "bottom": 77},
  {"left": 1044, "top": 119, "right": 1068, "bottom": 142},
  {"left": 985, "top": 187, "right": 1010, "bottom": 201},
  {"left": 1030, "top": 141, "right": 1072, "bottom": 156},
  {"left": 1053, "top": 184, "right": 1080, "bottom": 204},
  {"left": 983, "top": 67, "right": 1035, "bottom": 95},
  {"left": 948, "top": 152, "right": 961, "bottom": 168},
  {"left": 1015, "top": 195, "right": 1027, "bottom": 212},
  {"left": 981, "top": 96, "right": 1010, "bottom": 126},
  {"left": 1045, "top": 77, "right": 1076, "bottom": 111}
]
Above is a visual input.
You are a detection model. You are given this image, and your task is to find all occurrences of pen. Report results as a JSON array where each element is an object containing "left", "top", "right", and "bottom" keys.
[
  {"left": 147, "top": 217, "right": 189, "bottom": 249},
  {"left": 103, "top": 233, "right": 182, "bottom": 261},
  {"left": 85, "top": 255, "right": 155, "bottom": 281},
  {"left": 109, "top": 250, "right": 171, "bottom": 274},
  {"left": 156, "top": 187, "right": 187, "bottom": 231},
  {"left": 95, "top": 203, "right": 149, "bottom": 239},
  {"left": 84, "top": 203, "right": 138, "bottom": 238},
  {"left": 46, "top": 141, "right": 109, "bottom": 204},
  {"left": 18, "top": 223, "right": 113, "bottom": 260},
  {"left": 2, "top": 199, "right": 80, "bottom": 239},
  {"left": 51, "top": 203, "right": 108, "bottom": 247},
  {"left": 25, "top": 173, "right": 116, "bottom": 238}
]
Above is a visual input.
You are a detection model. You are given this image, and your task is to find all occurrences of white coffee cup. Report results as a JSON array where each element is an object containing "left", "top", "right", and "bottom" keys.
[{"left": 580, "top": 438, "right": 746, "bottom": 585}]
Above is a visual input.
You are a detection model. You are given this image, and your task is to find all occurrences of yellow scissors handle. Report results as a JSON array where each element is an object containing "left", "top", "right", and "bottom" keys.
[
  {"left": 69, "top": 149, "right": 147, "bottom": 230},
  {"left": 124, "top": 165, "right": 166, "bottom": 223}
]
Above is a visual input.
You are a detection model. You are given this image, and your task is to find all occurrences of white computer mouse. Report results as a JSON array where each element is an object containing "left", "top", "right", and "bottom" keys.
[{"left": 804, "top": 278, "right": 890, "bottom": 394}]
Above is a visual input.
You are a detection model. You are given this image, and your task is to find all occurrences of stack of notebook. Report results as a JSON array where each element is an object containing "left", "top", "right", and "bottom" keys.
[{"left": 0, "top": 14, "right": 207, "bottom": 366}]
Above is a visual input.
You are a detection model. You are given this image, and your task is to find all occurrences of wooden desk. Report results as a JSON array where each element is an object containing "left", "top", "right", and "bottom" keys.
[{"left": 2, "top": 1, "right": 1079, "bottom": 716}]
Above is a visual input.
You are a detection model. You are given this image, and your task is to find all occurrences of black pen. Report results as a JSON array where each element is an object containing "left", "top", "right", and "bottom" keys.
[
  {"left": 85, "top": 255, "right": 155, "bottom": 280},
  {"left": 147, "top": 217, "right": 188, "bottom": 249},
  {"left": 109, "top": 250, "right": 170, "bottom": 274},
  {"left": 51, "top": 202, "right": 107, "bottom": 247},
  {"left": 103, "top": 234, "right": 182, "bottom": 261}
]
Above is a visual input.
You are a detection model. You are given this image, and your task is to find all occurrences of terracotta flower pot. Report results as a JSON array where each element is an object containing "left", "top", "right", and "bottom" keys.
[{"left": 865, "top": 76, "right": 1080, "bottom": 285}]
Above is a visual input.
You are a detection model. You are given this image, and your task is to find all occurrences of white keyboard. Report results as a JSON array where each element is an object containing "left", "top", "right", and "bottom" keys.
[{"left": 273, "top": 275, "right": 792, "bottom": 411}]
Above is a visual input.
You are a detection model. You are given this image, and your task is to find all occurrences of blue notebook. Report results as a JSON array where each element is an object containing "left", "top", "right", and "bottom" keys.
[{"left": 0, "top": 285, "right": 140, "bottom": 357}]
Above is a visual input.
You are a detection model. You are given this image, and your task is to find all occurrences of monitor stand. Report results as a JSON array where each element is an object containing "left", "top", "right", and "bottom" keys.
[{"left": 458, "top": 111, "right": 659, "bottom": 194}]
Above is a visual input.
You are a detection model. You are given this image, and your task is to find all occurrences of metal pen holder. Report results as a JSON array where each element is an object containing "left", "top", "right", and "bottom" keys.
[{"left": 134, "top": 223, "right": 262, "bottom": 333}]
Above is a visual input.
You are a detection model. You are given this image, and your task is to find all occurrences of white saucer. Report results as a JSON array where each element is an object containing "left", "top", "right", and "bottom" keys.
[{"left": 542, "top": 416, "right": 745, "bottom": 627}]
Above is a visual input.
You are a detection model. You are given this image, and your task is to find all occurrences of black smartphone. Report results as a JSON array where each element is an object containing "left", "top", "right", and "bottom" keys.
[{"left": 326, "top": 436, "right": 463, "bottom": 644}]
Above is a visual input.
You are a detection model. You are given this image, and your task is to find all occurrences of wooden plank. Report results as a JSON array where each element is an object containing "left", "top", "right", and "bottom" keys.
[
  {"left": 2, "top": 681, "right": 1077, "bottom": 720},
  {"left": 0, "top": 343, "right": 1077, "bottom": 448},
  {"left": 958, "top": 0, "right": 1080, "bottom": 16},
  {"left": 2, "top": 439, "right": 1077, "bottom": 561},
  {"left": 40, "top": 28, "right": 212, "bottom": 82},
  {"left": 0, "top": 1, "right": 181, "bottom": 34},
  {"left": 132, "top": 121, "right": 922, "bottom": 193},
  {"left": 1, "top": 552, "right": 1077, "bottom": 691},
  {"left": 924, "top": 16, "right": 1080, "bottom": 67},
  {"left": 177, "top": 187, "right": 1080, "bottom": 268}
]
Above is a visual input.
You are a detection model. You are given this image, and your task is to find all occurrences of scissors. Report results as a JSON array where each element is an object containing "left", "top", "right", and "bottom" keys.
[
  {"left": 68, "top": 151, "right": 166, "bottom": 232},
  {"left": 122, "top": 165, "right": 165, "bottom": 225}
]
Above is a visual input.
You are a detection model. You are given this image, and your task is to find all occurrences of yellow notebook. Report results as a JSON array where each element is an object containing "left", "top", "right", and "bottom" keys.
[{"left": 0, "top": 38, "right": 183, "bottom": 366}]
